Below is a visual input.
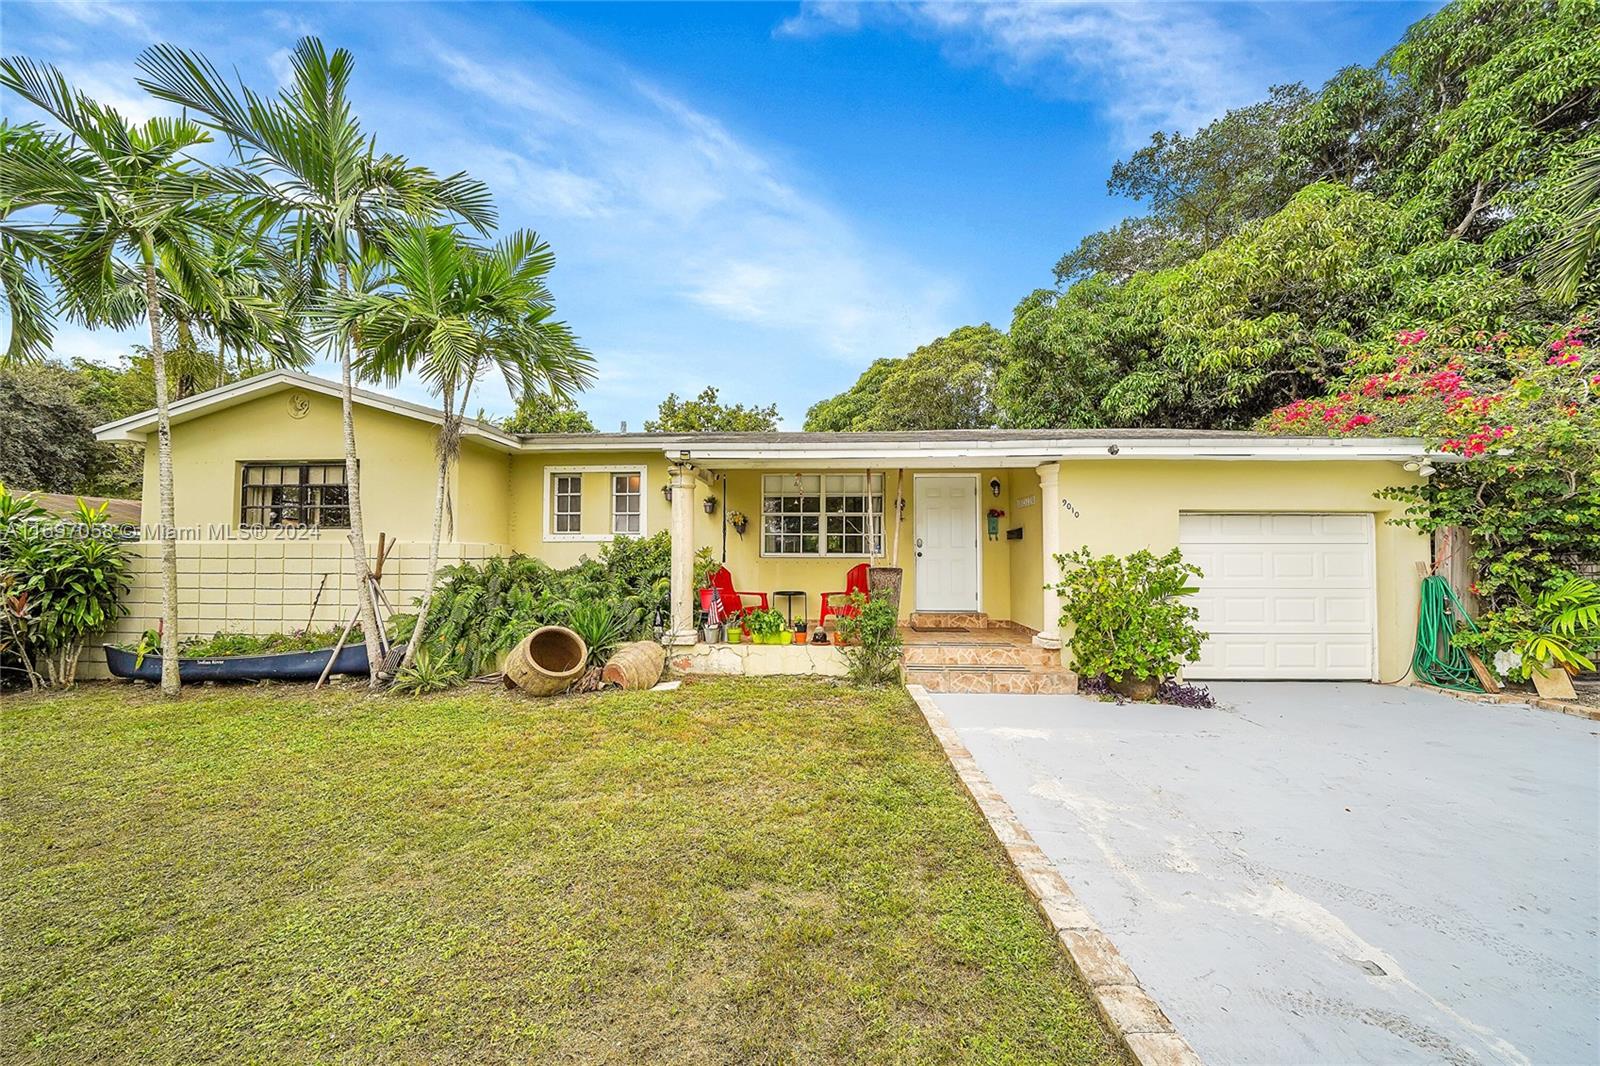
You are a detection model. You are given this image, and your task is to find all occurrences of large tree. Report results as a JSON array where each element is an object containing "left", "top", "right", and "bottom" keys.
[
  {"left": 645, "top": 387, "right": 779, "bottom": 433},
  {"left": 137, "top": 38, "right": 495, "bottom": 684},
  {"left": 1, "top": 57, "right": 237, "bottom": 695},
  {"left": 1055, "top": 85, "right": 1311, "bottom": 283},
  {"left": 805, "top": 325, "right": 1009, "bottom": 432},
  {"left": 503, "top": 388, "right": 595, "bottom": 434},
  {"left": 326, "top": 225, "right": 591, "bottom": 677}
]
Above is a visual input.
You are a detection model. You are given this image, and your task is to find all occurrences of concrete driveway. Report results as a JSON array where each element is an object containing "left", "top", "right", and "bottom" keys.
[{"left": 932, "top": 684, "right": 1599, "bottom": 1065}]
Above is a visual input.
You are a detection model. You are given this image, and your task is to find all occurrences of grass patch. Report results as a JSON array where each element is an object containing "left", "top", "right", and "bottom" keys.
[{"left": 1, "top": 678, "right": 1125, "bottom": 1064}]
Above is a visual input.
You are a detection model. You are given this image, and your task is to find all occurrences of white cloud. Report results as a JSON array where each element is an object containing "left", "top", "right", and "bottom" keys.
[
  {"left": 778, "top": 1, "right": 1256, "bottom": 139},
  {"left": 429, "top": 44, "right": 956, "bottom": 365},
  {"left": 51, "top": 0, "right": 156, "bottom": 40}
]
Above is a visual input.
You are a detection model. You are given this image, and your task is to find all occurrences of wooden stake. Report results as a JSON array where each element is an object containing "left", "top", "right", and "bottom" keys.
[{"left": 1466, "top": 652, "right": 1501, "bottom": 694}]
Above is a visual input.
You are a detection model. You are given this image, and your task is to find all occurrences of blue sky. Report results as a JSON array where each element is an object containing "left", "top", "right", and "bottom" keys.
[{"left": 3, "top": 1, "right": 1436, "bottom": 429}]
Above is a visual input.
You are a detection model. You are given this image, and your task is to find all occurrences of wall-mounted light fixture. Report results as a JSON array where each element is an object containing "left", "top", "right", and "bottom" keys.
[
  {"left": 661, "top": 484, "right": 673, "bottom": 503},
  {"left": 988, "top": 477, "right": 1002, "bottom": 498}
]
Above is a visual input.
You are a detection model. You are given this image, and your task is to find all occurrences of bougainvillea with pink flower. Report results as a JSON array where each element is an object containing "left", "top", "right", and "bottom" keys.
[{"left": 1262, "top": 319, "right": 1598, "bottom": 608}]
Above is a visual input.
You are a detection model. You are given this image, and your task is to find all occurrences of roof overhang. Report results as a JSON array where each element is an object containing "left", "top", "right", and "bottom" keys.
[
  {"left": 94, "top": 370, "right": 1441, "bottom": 466},
  {"left": 654, "top": 438, "right": 1436, "bottom": 469}
]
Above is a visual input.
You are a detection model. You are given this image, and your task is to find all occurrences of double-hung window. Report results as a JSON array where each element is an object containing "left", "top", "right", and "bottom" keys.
[
  {"left": 240, "top": 461, "right": 350, "bottom": 529},
  {"left": 552, "top": 474, "right": 582, "bottom": 533},
  {"left": 612, "top": 472, "right": 642, "bottom": 534},
  {"left": 762, "top": 474, "right": 883, "bottom": 557},
  {"left": 546, "top": 466, "right": 646, "bottom": 540}
]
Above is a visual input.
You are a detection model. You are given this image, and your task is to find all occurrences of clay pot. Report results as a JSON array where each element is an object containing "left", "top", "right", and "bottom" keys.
[
  {"left": 1110, "top": 673, "right": 1159, "bottom": 701},
  {"left": 601, "top": 641, "right": 666, "bottom": 690},
  {"left": 503, "top": 626, "right": 588, "bottom": 695}
]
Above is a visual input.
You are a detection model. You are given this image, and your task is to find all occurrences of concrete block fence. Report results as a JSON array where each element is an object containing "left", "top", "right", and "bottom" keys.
[{"left": 81, "top": 539, "right": 508, "bottom": 680}]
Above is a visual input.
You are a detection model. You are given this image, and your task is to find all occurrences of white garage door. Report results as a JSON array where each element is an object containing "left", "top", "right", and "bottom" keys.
[{"left": 1179, "top": 513, "right": 1376, "bottom": 680}]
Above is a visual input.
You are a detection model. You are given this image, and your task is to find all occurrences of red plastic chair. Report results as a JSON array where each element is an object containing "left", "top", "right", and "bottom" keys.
[
  {"left": 819, "top": 563, "right": 869, "bottom": 627},
  {"left": 698, "top": 565, "right": 769, "bottom": 621}
]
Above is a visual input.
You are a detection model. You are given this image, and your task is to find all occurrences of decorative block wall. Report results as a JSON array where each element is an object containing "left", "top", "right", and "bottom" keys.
[{"left": 80, "top": 539, "right": 509, "bottom": 680}]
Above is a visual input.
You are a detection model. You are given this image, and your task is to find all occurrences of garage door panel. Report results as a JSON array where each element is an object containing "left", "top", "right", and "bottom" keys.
[{"left": 1181, "top": 512, "right": 1375, "bottom": 680}]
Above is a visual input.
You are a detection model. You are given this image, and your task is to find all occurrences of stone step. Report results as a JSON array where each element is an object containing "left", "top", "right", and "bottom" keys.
[
  {"left": 902, "top": 641, "right": 1061, "bottom": 669},
  {"left": 904, "top": 663, "right": 1079, "bottom": 695},
  {"left": 907, "top": 611, "right": 992, "bottom": 631}
]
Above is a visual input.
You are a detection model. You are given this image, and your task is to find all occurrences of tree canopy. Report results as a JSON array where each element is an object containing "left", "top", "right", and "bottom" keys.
[
  {"left": 804, "top": 325, "right": 1008, "bottom": 432},
  {"left": 811, "top": 0, "right": 1598, "bottom": 433},
  {"left": 645, "top": 387, "right": 780, "bottom": 433},
  {"left": 503, "top": 389, "right": 596, "bottom": 434}
]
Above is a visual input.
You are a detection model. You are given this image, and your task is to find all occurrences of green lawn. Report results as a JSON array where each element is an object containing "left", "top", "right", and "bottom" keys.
[{"left": 1, "top": 678, "right": 1125, "bottom": 1064}]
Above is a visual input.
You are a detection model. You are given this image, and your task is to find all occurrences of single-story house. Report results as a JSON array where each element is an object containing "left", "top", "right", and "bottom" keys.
[{"left": 86, "top": 369, "right": 1436, "bottom": 685}]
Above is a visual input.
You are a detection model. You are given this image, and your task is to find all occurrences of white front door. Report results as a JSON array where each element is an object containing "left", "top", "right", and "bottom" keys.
[{"left": 914, "top": 476, "right": 980, "bottom": 611}]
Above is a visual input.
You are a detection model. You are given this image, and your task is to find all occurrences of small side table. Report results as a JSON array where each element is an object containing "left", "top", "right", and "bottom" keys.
[{"left": 772, "top": 590, "right": 808, "bottom": 628}]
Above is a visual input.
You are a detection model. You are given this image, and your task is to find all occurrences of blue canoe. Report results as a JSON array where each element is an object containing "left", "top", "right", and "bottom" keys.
[{"left": 103, "top": 642, "right": 370, "bottom": 683}]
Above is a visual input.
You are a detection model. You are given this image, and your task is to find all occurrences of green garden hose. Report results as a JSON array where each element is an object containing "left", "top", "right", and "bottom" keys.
[{"left": 1412, "top": 575, "right": 1482, "bottom": 691}]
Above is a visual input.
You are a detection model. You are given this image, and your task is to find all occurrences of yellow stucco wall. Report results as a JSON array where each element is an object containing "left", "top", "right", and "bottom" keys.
[
  {"left": 1054, "top": 459, "right": 1429, "bottom": 682},
  {"left": 144, "top": 388, "right": 490, "bottom": 544},
  {"left": 507, "top": 452, "right": 674, "bottom": 567},
  {"left": 1007, "top": 467, "right": 1045, "bottom": 631}
]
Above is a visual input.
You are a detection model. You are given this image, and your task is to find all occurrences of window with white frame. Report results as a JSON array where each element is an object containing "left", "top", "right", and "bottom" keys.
[
  {"left": 546, "top": 466, "right": 646, "bottom": 540},
  {"left": 762, "top": 473, "right": 883, "bottom": 557},
  {"left": 612, "top": 472, "right": 641, "bottom": 534},
  {"left": 552, "top": 473, "right": 582, "bottom": 533}
]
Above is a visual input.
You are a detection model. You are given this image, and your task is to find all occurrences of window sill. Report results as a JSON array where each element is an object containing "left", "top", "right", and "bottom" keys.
[{"left": 545, "top": 532, "right": 645, "bottom": 543}]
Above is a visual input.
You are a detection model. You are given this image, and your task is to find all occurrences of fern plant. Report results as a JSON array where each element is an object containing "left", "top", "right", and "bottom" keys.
[{"left": 1459, "top": 573, "right": 1600, "bottom": 679}]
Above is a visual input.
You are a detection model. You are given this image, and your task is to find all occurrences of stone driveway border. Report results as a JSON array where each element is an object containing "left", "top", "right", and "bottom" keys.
[{"left": 905, "top": 684, "right": 1203, "bottom": 1066}]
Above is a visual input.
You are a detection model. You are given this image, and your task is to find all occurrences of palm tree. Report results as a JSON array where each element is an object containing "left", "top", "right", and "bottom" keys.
[
  {"left": 1539, "top": 142, "right": 1600, "bottom": 305},
  {"left": 1, "top": 121, "right": 65, "bottom": 366},
  {"left": 324, "top": 225, "right": 592, "bottom": 675},
  {"left": 1, "top": 57, "right": 235, "bottom": 696},
  {"left": 136, "top": 37, "right": 495, "bottom": 684}
]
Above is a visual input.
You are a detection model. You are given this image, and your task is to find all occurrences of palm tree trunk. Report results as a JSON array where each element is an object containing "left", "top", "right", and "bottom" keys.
[
  {"left": 142, "top": 248, "right": 180, "bottom": 698},
  {"left": 397, "top": 374, "right": 468, "bottom": 675},
  {"left": 335, "top": 262, "right": 384, "bottom": 686}
]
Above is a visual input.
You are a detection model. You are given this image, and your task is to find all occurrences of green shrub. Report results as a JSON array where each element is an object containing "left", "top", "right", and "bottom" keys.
[
  {"left": 417, "top": 534, "right": 668, "bottom": 676},
  {"left": 835, "top": 592, "right": 903, "bottom": 686},
  {"left": 1051, "top": 547, "right": 1207, "bottom": 684},
  {"left": 1, "top": 487, "right": 132, "bottom": 688},
  {"left": 118, "top": 627, "right": 368, "bottom": 660},
  {"left": 1454, "top": 573, "right": 1600, "bottom": 681},
  {"left": 560, "top": 599, "right": 641, "bottom": 668}
]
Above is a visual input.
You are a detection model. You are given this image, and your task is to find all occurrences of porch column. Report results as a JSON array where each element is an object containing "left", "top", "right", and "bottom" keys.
[
  {"left": 666, "top": 463, "right": 698, "bottom": 645},
  {"left": 1033, "top": 461, "right": 1063, "bottom": 650}
]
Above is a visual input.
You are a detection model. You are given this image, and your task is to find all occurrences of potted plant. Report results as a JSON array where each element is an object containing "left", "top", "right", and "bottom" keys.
[
  {"left": 727, "top": 624, "right": 743, "bottom": 644},
  {"left": 729, "top": 511, "right": 749, "bottom": 537},
  {"left": 747, "top": 608, "right": 787, "bottom": 645},
  {"left": 1051, "top": 547, "right": 1207, "bottom": 702},
  {"left": 792, "top": 620, "right": 809, "bottom": 645}
]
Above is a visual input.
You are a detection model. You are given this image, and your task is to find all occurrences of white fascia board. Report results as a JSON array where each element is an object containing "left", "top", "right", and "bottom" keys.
[{"left": 665, "top": 440, "right": 1436, "bottom": 467}]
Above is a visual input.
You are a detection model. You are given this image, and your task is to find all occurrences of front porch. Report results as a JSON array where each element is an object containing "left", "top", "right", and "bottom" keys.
[{"left": 661, "top": 455, "right": 1070, "bottom": 662}]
